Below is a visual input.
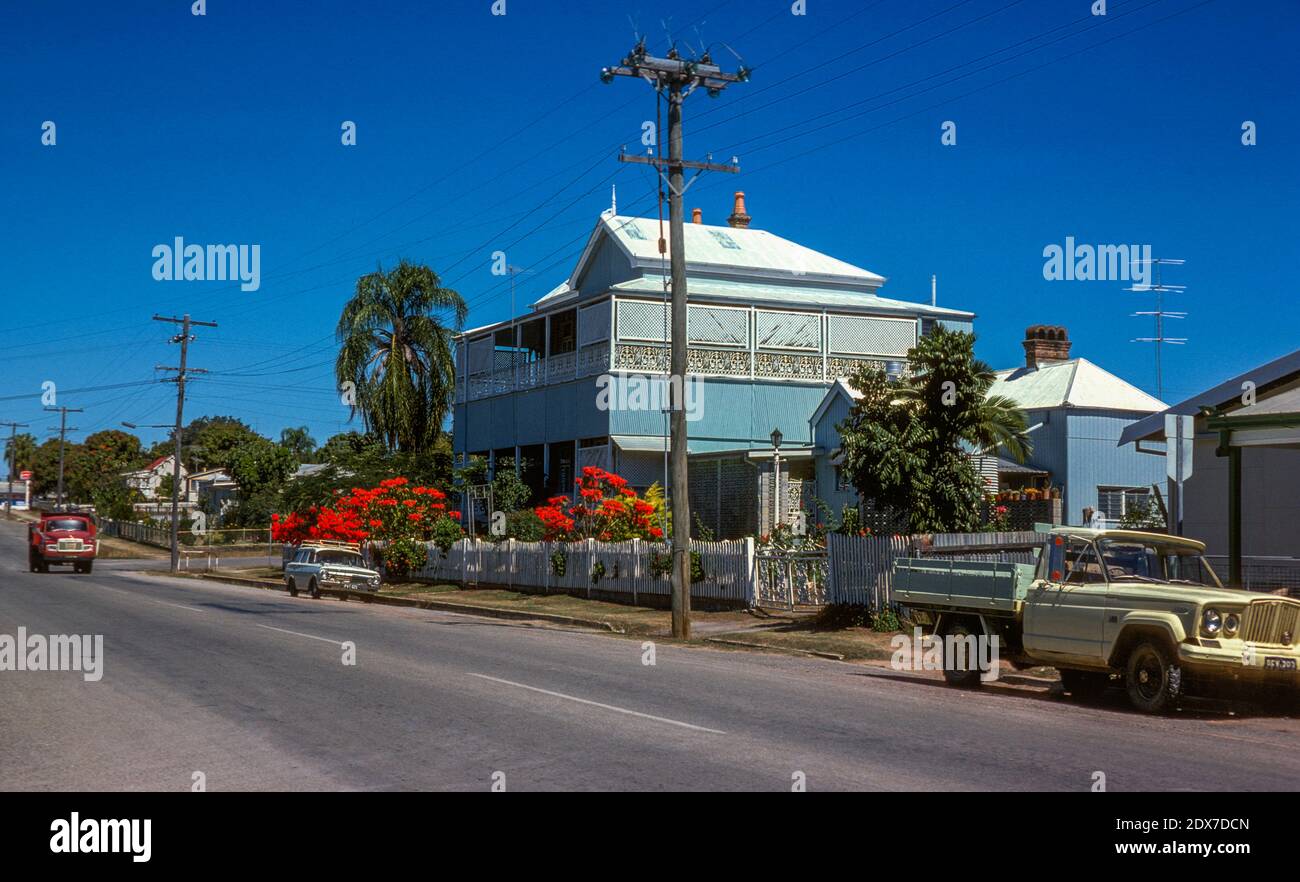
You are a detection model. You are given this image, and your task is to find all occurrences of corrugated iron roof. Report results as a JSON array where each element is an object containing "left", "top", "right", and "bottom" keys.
[{"left": 991, "top": 358, "right": 1165, "bottom": 413}]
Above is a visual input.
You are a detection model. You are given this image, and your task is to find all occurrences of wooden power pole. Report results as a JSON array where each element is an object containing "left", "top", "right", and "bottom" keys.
[
  {"left": 44, "top": 406, "right": 83, "bottom": 509},
  {"left": 154, "top": 314, "right": 217, "bottom": 572},
  {"left": 602, "top": 41, "right": 747, "bottom": 639}
]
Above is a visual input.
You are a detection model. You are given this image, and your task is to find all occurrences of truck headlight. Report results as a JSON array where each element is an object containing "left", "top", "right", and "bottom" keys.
[
  {"left": 1223, "top": 613, "right": 1240, "bottom": 637},
  {"left": 1202, "top": 607, "right": 1223, "bottom": 637}
]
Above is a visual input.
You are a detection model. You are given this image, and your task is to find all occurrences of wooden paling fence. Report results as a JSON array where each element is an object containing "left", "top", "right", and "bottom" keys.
[
  {"left": 827, "top": 530, "right": 1041, "bottom": 609},
  {"left": 412, "top": 538, "right": 755, "bottom": 604}
]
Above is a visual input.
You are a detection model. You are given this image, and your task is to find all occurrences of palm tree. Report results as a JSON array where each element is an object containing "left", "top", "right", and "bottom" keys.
[
  {"left": 965, "top": 359, "right": 1033, "bottom": 464},
  {"left": 336, "top": 260, "right": 467, "bottom": 453}
]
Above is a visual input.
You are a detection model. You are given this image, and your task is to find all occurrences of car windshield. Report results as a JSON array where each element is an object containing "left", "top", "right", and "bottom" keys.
[
  {"left": 1097, "top": 539, "right": 1222, "bottom": 587},
  {"left": 317, "top": 551, "right": 364, "bottom": 567},
  {"left": 45, "top": 519, "right": 89, "bottom": 531}
]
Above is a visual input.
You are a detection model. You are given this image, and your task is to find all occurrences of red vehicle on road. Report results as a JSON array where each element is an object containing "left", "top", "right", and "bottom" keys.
[{"left": 28, "top": 512, "right": 98, "bottom": 574}]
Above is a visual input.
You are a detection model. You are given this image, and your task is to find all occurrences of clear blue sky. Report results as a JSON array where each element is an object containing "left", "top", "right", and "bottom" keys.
[{"left": 3, "top": 0, "right": 1296, "bottom": 451}]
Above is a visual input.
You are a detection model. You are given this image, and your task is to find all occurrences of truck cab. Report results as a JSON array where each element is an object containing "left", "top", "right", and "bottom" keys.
[{"left": 28, "top": 512, "right": 98, "bottom": 574}]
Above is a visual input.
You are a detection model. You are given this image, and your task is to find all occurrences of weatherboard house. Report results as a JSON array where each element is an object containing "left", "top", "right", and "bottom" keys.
[
  {"left": 451, "top": 193, "right": 973, "bottom": 538},
  {"left": 810, "top": 325, "right": 1168, "bottom": 528}
]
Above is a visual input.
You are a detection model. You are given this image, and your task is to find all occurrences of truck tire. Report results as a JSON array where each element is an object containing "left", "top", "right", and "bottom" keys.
[
  {"left": 308, "top": 578, "right": 320, "bottom": 599},
  {"left": 1059, "top": 668, "right": 1111, "bottom": 701},
  {"left": 941, "top": 620, "right": 984, "bottom": 688},
  {"left": 1124, "top": 641, "right": 1182, "bottom": 714},
  {"left": 286, "top": 578, "right": 298, "bottom": 597}
]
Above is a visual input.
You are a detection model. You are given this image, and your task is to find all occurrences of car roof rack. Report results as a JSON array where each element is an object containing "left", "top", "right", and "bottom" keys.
[{"left": 304, "top": 539, "right": 361, "bottom": 552}]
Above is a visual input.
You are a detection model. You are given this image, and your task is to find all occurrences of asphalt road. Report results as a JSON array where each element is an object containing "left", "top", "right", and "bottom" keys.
[{"left": 2, "top": 517, "right": 1298, "bottom": 792}]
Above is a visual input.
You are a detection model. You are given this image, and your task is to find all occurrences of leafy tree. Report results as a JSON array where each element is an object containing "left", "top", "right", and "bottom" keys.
[
  {"left": 279, "top": 426, "right": 317, "bottom": 462},
  {"left": 228, "top": 436, "right": 297, "bottom": 498},
  {"left": 187, "top": 417, "right": 262, "bottom": 471},
  {"left": 66, "top": 429, "right": 145, "bottom": 501},
  {"left": 316, "top": 431, "right": 384, "bottom": 464},
  {"left": 4, "top": 432, "right": 36, "bottom": 478},
  {"left": 335, "top": 259, "right": 466, "bottom": 453},
  {"left": 838, "top": 327, "right": 1032, "bottom": 533},
  {"left": 489, "top": 457, "right": 533, "bottom": 512},
  {"left": 30, "top": 439, "right": 65, "bottom": 498}
]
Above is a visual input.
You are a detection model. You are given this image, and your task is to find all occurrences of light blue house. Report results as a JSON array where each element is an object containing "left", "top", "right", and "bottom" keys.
[
  {"left": 452, "top": 193, "right": 974, "bottom": 537},
  {"left": 810, "top": 325, "right": 1168, "bottom": 527}
]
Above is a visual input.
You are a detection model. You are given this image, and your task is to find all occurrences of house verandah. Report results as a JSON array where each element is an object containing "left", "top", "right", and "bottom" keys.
[{"left": 451, "top": 202, "right": 975, "bottom": 537}]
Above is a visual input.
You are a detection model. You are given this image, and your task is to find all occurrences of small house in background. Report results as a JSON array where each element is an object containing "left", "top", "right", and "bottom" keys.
[
  {"left": 1119, "top": 348, "right": 1300, "bottom": 590},
  {"left": 186, "top": 468, "right": 237, "bottom": 522},
  {"left": 121, "top": 454, "right": 187, "bottom": 501},
  {"left": 988, "top": 325, "right": 1166, "bottom": 525},
  {"left": 810, "top": 324, "right": 1167, "bottom": 529}
]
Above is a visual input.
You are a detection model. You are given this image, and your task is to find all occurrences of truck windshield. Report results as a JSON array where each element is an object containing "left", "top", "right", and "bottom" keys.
[
  {"left": 1097, "top": 539, "right": 1222, "bottom": 587},
  {"left": 44, "top": 519, "right": 89, "bottom": 531}
]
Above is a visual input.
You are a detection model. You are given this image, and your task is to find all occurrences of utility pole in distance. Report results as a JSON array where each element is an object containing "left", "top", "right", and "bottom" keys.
[
  {"left": 1, "top": 421, "right": 30, "bottom": 517},
  {"left": 44, "top": 407, "right": 83, "bottom": 509},
  {"left": 154, "top": 314, "right": 217, "bottom": 573},
  {"left": 602, "top": 40, "right": 748, "bottom": 639}
]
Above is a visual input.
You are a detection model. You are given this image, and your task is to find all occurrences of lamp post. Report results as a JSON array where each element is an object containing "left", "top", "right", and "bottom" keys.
[{"left": 770, "top": 427, "right": 783, "bottom": 533}]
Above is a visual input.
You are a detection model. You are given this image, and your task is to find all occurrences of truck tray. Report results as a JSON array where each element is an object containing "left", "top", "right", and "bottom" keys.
[{"left": 893, "top": 558, "right": 1037, "bottom": 613}]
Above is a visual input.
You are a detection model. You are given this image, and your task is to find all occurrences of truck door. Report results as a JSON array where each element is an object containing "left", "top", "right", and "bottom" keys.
[{"left": 1022, "top": 536, "right": 1107, "bottom": 662}]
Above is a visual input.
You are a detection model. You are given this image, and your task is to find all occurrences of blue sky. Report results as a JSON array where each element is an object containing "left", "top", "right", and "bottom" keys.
[{"left": 3, "top": 0, "right": 1296, "bottom": 451}]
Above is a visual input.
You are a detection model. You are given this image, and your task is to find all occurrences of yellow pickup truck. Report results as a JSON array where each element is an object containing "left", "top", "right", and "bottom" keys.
[{"left": 895, "top": 528, "right": 1300, "bottom": 713}]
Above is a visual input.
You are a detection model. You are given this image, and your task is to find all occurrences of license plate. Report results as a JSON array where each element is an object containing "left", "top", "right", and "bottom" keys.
[{"left": 1264, "top": 657, "right": 1297, "bottom": 671}]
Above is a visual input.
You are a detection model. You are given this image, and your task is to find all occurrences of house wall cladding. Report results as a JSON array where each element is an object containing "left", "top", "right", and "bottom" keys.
[{"left": 688, "top": 457, "right": 759, "bottom": 539}]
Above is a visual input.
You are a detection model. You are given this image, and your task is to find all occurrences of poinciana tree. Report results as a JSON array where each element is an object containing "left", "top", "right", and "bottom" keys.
[
  {"left": 533, "top": 467, "right": 664, "bottom": 542},
  {"left": 272, "top": 477, "right": 464, "bottom": 576},
  {"left": 335, "top": 260, "right": 467, "bottom": 453}
]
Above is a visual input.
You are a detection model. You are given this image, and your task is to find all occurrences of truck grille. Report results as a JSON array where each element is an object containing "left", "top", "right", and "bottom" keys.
[
  {"left": 1241, "top": 599, "right": 1300, "bottom": 646},
  {"left": 56, "top": 539, "right": 84, "bottom": 551}
]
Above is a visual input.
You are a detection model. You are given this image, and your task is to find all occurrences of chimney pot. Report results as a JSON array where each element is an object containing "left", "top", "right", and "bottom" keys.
[
  {"left": 692, "top": 207, "right": 702, "bottom": 224},
  {"left": 727, "top": 191, "right": 751, "bottom": 228},
  {"left": 1022, "top": 325, "right": 1071, "bottom": 369}
]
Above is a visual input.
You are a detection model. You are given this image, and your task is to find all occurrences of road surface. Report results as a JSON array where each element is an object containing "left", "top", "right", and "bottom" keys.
[{"left": 2, "top": 517, "right": 1297, "bottom": 791}]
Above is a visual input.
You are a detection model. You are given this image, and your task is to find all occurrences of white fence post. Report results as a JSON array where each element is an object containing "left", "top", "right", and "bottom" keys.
[{"left": 745, "top": 536, "right": 756, "bottom": 607}]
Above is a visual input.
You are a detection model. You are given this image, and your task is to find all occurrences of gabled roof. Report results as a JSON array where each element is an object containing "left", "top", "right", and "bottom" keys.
[
  {"left": 990, "top": 358, "right": 1165, "bottom": 414},
  {"left": 549, "top": 213, "right": 887, "bottom": 309},
  {"left": 1119, "top": 348, "right": 1300, "bottom": 445},
  {"left": 809, "top": 378, "right": 863, "bottom": 430}
]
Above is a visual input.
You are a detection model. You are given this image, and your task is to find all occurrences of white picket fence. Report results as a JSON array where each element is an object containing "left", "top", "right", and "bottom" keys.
[
  {"left": 827, "top": 530, "right": 1041, "bottom": 608},
  {"left": 412, "top": 538, "right": 755, "bottom": 604}
]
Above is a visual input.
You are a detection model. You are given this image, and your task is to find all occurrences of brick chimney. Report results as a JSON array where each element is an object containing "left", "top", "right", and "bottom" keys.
[
  {"left": 726, "top": 191, "right": 751, "bottom": 228},
  {"left": 1023, "top": 325, "right": 1071, "bottom": 368},
  {"left": 692, "top": 207, "right": 702, "bottom": 224}
]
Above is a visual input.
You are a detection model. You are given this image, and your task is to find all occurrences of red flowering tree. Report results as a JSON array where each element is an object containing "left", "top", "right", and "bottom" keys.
[
  {"left": 533, "top": 467, "right": 664, "bottom": 542},
  {"left": 271, "top": 477, "right": 464, "bottom": 576}
]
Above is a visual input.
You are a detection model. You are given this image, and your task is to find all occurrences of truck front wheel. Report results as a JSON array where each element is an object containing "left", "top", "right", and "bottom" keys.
[
  {"left": 1125, "top": 641, "right": 1182, "bottom": 714},
  {"left": 941, "top": 620, "right": 984, "bottom": 688}
]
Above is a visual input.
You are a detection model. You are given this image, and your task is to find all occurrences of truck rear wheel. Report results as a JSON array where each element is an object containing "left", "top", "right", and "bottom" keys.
[
  {"left": 941, "top": 620, "right": 984, "bottom": 688},
  {"left": 1125, "top": 641, "right": 1182, "bottom": 714},
  {"left": 1059, "top": 668, "right": 1111, "bottom": 701}
]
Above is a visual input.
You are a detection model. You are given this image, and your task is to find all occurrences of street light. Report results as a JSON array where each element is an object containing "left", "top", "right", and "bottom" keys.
[{"left": 770, "top": 427, "right": 783, "bottom": 532}]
